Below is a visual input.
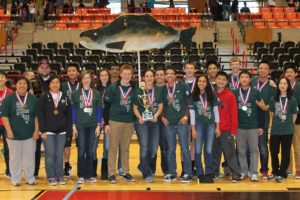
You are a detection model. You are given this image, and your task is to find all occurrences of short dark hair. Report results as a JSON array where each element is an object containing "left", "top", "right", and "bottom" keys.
[
  {"left": 15, "top": 77, "right": 31, "bottom": 92},
  {"left": 258, "top": 61, "right": 270, "bottom": 69},
  {"left": 284, "top": 65, "right": 297, "bottom": 73},
  {"left": 184, "top": 61, "right": 196, "bottom": 69},
  {"left": 206, "top": 60, "right": 220, "bottom": 70},
  {"left": 66, "top": 63, "right": 80, "bottom": 71},
  {"left": 165, "top": 66, "right": 176, "bottom": 74},
  {"left": 239, "top": 69, "right": 252, "bottom": 78},
  {"left": 154, "top": 67, "right": 165, "bottom": 75},
  {"left": 38, "top": 58, "right": 49, "bottom": 66},
  {"left": 216, "top": 71, "right": 229, "bottom": 80}
]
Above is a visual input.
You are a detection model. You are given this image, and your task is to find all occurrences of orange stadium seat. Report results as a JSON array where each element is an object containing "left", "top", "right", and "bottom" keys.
[
  {"left": 178, "top": 21, "right": 189, "bottom": 29},
  {"left": 238, "top": 13, "right": 251, "bottom": 20},
  {"left": 59, "top": 14, "right": 70, "bottom": 21},
  {"left": 92, "top": 14, "right": 106, "bottom": 21},
  {"left": 55, "top": 21, "right": 67, "bottom": 30},
  {"left": 189, "top": 13, "right": 200, "bottom": 21},
  {"left": 165, "top": 14, "right": 177, "bottom": 21},
  {"left": 286, "top": 12, "right": 297, "bottom": 20},
  {"left": 178, "top": 14, "right": 189, "bottom": 21},
  {"left": 267, "top": 21, "right": 278, "bottom": 28},
  {"left": 290, "top": 20, "right": 300, "bottom": 28},
  {"left": 190, "top": 20, "right": 201, "bottom": 28},
  {"left": 81, "top": 14, "right": 92, "bottom": 21},
  {"left": 253, "top": 21, "right": 265, "bottom": 28},
  {"left": 70, "top": 15, "right": 81, "bottom": 21},
  {"left": 90, "top": 21, "right": 103, "bottom": 29},
  {"left": 284, "top": 6, "right": 295, "bottom": 13},
  {"left": 277, "top": 21, "right": 289, "bottom": 28},
  {"left": 153, "top": 14, "right": 164, "bottom": 22},
  {"left": 262, "top": 13, "right": 273, "bottom": 20},
  {"left": 78, "top": 21, "right": 91, "bottom": 30},
  {"left": 0, "top": 9, "right": 4, "bottom": 15},
  {"left": 273, "top": 12, "right": 285, "bottom": 20},
  {"left": 0, "top": 15, "right": 10, "bottom": 22},
  {"left": 259, "top": 7, "right": 270, "bottom": 13},
  {"left": 271, "top": 7, "right": 284, "bottom": 13},
  {"left": 67, "top": 21, "right": 79, "bottom": 29}
]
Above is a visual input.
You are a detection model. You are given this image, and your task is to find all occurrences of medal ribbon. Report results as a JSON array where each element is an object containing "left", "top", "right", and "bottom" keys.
[
  {"left": 68, "top": 82, "right": 79, "bottom": 93},
  {"left": 82, "top": 88, "right": 93, "bottom": 107},
  {"left": 231, "top": 76, "right": 240, "bottom": 89},
  {"left": 199, "top": 93, "right": 208, "bottom": 112},
  {"left": 119, "top": 86, "right": 132, "bottom": 105},
  {"left": 147, "top": 88, "right": 155, "bottom": 108},
  {"left": 185, "top": 78, "right": 196, "bottom": 93},
  {"left": 239, "top": 87, "right": 251, "bottom": 106},
  {"left": 256, "top": 80, "right": 268, "bottom": 92},
  {"left": 167, "top": 83, "right": 176, "bottom": 103},
  {"left": 52, "top": 92, "right": 62, "bottom": 109},
  {"left": 279, "top": 96, "right": 288, "bottom": 114},
  {"left": 16, "top": 92, "right": 28, "bottom": 111}
]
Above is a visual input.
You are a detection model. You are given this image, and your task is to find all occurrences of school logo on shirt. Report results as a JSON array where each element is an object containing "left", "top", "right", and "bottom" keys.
[
  {"left": 119, "top": 96, "right": 131, "bottom": 112},
  {"left": 195, "top": 101, "right": 211, "bottom": 119},
  {"left": 16, "top": 102, "right": 30, "bottom": 124}
]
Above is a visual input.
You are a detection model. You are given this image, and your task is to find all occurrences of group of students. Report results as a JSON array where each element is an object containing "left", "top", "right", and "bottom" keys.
[{"left": 0, "top": 57, "right": 300, "bottom": 186}]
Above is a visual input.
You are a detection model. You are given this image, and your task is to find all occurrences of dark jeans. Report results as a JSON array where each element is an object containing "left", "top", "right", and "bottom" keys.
[
  {"left": 136, "top": 120, "right": 160, "bottom": 178},
  {"left": 270, "top": 134, "right": 293, "bottom": 178},
  {"left": 0, "top": 126, "right": 9, "bottom": 175},
  {"left": 195, "top": 123, "right": 215, "bottom": 176},
  {"left": 152, "top": 119, "right": 168, "bottom": 175},
  {"left": 34, "top": 137, "right": 42, "bottom": 177},
  {"left": 77, "top": 126, "right": 97, "bottom": 179},
  {"left": 212, "top": 132, "right": 240, "bottom": 178},
  {"left": 259, "top": 128, "right": 269, "bottom": 173}
]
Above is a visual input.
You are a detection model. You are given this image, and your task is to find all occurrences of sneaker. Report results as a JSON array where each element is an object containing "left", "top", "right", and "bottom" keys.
[
  {"left": 57, "top": 178, "right": 66, "bottom": 185},
  {"left": 181, "top": 174, "right": 192, "bottom": 183},
  {"left": 294, "top": 173, "right": 300, "bottom": 179},
  {"left": 287, "top": 172, "right": 293, "bottom": 177},
  {"left": 108, "top": 175, "right": 116, "bottom": 184},
  {"left": 262, "top": 172, "right": 269, "bottom": 180},
  {"left": 268, "top": 174, "right": 276, "bottom": 180},
  {"left": 122, "top": 173, "right": 135, "bottom": 182},
  {"left": 163, "top": 174, "right": 176, "bottom": 182},
  {"left": 49, "top": 178, "right": 57, "bottom": 186},
  {"left": 87, "top": 177, "right": 98, "bottom": 183},
  {"left": 118, "top": 168, "right": 124, "bottom": 176},
  {"left": 64, "top": 165, "right": 72, "bottom": 178},
  {"left": 12, "top": 182, "right": 20, "bottom": 186},
  {"left": 27, "top": 181, "right": 37, "bottom": 185},
  {"left": 250, "top": 174, "right": 258, "bottom": 182},
  {"left": 275, "top": 176, "right": 285, "bottom": 183},
  {"left": 145, "top": 176, "right": 154, "bottom": 183},
  {"left": 240, "top": 173, "right": 248, "bottom": 180},
  {"left": 77, "top": 177, "right": 84, "bottom": 184},
  {"left": 232, "top": 177, "right": 240, "bottom": 183},
  {"left": 6, "top": 172, "right": 11, "bottom": 178}
]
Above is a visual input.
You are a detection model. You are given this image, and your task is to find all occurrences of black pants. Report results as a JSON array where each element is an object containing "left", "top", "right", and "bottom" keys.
[
  {"left": 0, "top": 126, "right": 9, "bottom": 175},
  {"left": 270, "top": 134, "right": 293, "bottom": 178},
  {"left": 34, "top": 137, "right": 42, "bottom": 177}
]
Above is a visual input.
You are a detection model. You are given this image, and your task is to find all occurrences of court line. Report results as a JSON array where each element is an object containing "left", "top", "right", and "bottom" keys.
[
  {"left": 63, "top": 183, "right": 81, "bottom": 200},
  {"left": 31, "top": 190, "right": 45, "bottom": 200}
]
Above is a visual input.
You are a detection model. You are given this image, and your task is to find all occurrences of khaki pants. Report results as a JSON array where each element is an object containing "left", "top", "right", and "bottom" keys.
[
  {"left": 288, "top": 124, "right": 300, "bottom": 174},
  {"left": 108, "top": 120, "right": 134, "bottom": 176}
]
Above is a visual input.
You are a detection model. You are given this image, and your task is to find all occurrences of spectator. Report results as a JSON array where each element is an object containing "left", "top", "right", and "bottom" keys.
[
  {"left": 231, "top": 0, "right": 239, "bottom": 20},
  {"left": 78, "top": 0, "right": 85, "bottom": 8},
  {"left": 222, "top": 0, "right": 231, "bottom": 21},
  {"left": 240, "top": 1, "right": 250, "bottom": 13},
  {"left": 29, "top": 0, "right": 35, "bottom": 22}
]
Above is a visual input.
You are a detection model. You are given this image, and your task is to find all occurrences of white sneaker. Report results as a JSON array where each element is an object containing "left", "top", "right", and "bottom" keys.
[
  {"left": 250, "top": 174, "right": 258, "bottom": 182},
  {"left": 77, "top": 177, "right": 85, "bottom": 184},
  {"left": 294, "top": 174, "right": 300, "bottom": 179}
]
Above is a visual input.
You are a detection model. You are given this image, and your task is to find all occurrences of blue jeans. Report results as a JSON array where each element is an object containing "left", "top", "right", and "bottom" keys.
[
  {"left": 77, "top": 126, "right": 97, "bottom": 179},
  {"left": 222, "top": 4, "right": 231, "bottom": 20},
  {"left": 136, "top": 120, "right": 160, "bottom": 178},
  {"left": 103, "top": 134, "right": 122, "bottom": 170},
  {"left": 43, "top": 134, "right": 66, "bottom": 179},
  {"left": 259, "top": 128, "right": 269, "bottom": 173},
  {"left": 195, "top": 123, "right": 215, "bottom": 176},
  {"left": 165, "top": 124, "right": 192, "bottom": 176}
]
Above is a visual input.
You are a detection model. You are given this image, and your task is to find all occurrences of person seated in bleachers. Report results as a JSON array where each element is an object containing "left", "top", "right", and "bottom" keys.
[
  {"left": 240, "top": 1, "right": 250, "bottom": 13},
  {"left": 78, "top": 0, "right": 85, "bottom": 8}
]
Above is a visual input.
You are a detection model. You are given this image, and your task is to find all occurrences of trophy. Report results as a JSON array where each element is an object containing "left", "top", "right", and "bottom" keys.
[{"left": 139, "top": 82, "right": 153, "bottom": 121}]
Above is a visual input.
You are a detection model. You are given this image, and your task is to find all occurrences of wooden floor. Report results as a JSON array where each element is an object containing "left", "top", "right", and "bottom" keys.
[{"left": 0, "top": 136, "right": 300, "bottom": 200}]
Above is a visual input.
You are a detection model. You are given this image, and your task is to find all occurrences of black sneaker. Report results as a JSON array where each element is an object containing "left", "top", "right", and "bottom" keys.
[
  {"left": 122, "top": 173, "right": 135, "bottom": 182},
  {"left": 163, "top": 174, "right": 177, "bottom": 182},
  {"left": 108, "top": 175, "right": 117, "bottom": 184},
  {"left": 232, "top": 177, "right": 240, "bottom": 183},
  {"left": 181, "top": 174, "right": 192, "bottom": 183},
  {"left": 64, "top": 165, "right": 72, "bottom": 178}
]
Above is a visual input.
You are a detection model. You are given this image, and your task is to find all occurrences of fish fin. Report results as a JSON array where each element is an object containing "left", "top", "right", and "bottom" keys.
[
  {"left": 179, "top": 28, "right": 196, "bottom": 49},
  {"left": 106, "top": 41, "right": 126, "bottom": 50}
]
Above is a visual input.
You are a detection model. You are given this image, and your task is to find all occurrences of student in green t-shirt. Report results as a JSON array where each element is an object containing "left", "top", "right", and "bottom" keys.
[
  {"left": 133, "top": 69, "right": 163, "bottom": 183},
  {"left": 189, "top": 74, "right": 220, "bottom": 183},
  {"left": 269, "top": 77, "right": 298, "bottom": 182},
  {"left": 103, "top": 64, "right": 136, "bottom": 184},
  {"left": 233, "top": 70, "right": 263, "bottom": 182},
  {"left": 61, "top": 63, "right": 79, "bottom": 178},
  {"left": 162, "top": 66, "right": 193, "bottom": 183},
  {"left": 1, "top": 77, "right": 39, "bottom": 186},
  {"left": 206, "top": 61, "right": 220, "bottom": 92},
  {"left": 72, "top": 70, "right": 102, "bottom": 184},
  {"left": 228, "top": 57, "right": 241, "bottom": 91},
  {"left": 284, "top": 65, "right": 300, "bottom": 178}
]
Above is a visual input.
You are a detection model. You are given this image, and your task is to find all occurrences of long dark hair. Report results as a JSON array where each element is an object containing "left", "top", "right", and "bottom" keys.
[
  {"left": 97, "top": 69, "right": 111, "bottom": 91},
  {"left": 192, "top": 75, "right": 215, "bottom": 105},
  {"left": 275, "top": 77, "right": 293, "bottom": 101}
]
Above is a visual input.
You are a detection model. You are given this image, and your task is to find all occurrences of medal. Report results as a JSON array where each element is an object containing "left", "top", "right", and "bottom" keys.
[
  {"left": 0, "top": 88, "right": 7, "bottom": 106},
  {"left": 67, "top": 81, "right": 79, "bottom": 94},
  {"left": 82, "top": 88, "right": 93, "bottom": 111},
  {"left": 199, "top": 93, "right": 208, "bottom": 116},
  {"left": 185, "top": 78, "right": 196, "bottom": 93},
  {"left": 239, "top": 87, "right": 251, "bottom": 112},
  {"left": 279, "top": 96, "right": 288, "bottom": 121},
  {"left": 167, "top": 83, "right": 176, "bottom": 104},
  {"left": 256, "top": 80, "right": 268, "bottom": 92},
  {"left": 119, "top": 86, "right": 132, "bottom": 106},
  {"left": 231, "top": 75, "right": 240, "bottom": 89},
  {"left": 16, "top": 92, "right": 28, "bottom": 112},
  {"left": 52, "top": 92, "right": 61, "bottom": 115},
  {"left": 147, "top": 88, "right": 155, "bottom": 108}
]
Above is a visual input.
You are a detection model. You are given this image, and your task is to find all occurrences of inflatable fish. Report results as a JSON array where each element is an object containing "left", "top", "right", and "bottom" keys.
[{"left": 80, "top": 14, "right": 196, "bottom": 53}]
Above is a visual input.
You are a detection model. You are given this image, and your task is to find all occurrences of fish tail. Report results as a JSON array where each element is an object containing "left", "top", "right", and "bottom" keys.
[{"left": 179, "top": 28, "right": 196, "bottom": 49}]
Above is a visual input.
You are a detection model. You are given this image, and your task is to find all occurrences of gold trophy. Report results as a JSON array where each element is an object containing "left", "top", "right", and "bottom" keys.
[{"left": 139, "top": 82, "right": 153, "bottom": 121}]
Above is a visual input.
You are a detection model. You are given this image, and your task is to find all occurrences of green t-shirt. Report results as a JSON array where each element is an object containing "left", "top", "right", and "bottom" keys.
[
  {"left": 72, "top": 88, "right": 102, "bottom": 128},
  {"left": 233, "top": 86, "right": 261, "bottom": 129},
  {"left": 188, "top": 92, "right": 219, "bottom": 124},
  {"left": 61, "top": 81, "right": 79, "bottom": 103},
  {"left": 163, "top": 81, "right": 189, "bottom": 125},
  {"left": 133, "top": 86, "right": 163, "bottom": 117},
  {"left": 292, "top": 81, "right": 300, "bottom": 105},
  {"left": 251, "top": 76, "right": 276, "bottom": 128},
  {"left": 104, "top": 82, "right": 135, "bottom": 123},
  {"left": 270, "top": 96, "right": 298, "bottom": 135},
  {"left": 0, "top": 93, "right": 38, "bottom": 140}
]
